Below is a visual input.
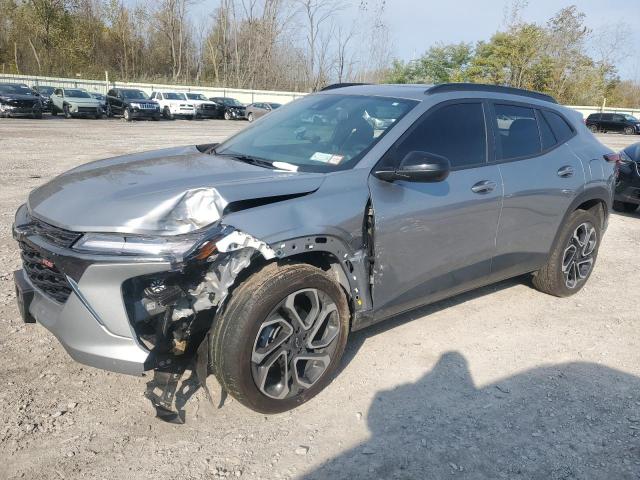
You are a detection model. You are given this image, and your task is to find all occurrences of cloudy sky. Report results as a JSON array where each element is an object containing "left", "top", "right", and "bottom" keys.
[{"left": 186, "top": 0, "right": 640, "bottom": 80}]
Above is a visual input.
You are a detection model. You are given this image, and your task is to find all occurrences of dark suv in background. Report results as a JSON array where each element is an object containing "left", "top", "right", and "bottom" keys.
[
  {"left": 614, "top": 142, "right": 640, "bottom": 212},
  {"left": 210, "top": 96, "right": 246, "bottom": 120},
  {"left": 0, "top": 83, "right": 43, "bottom": 118},
  {"left": 586, "top": 112, "right": 640, "bottom": 135},
  {"left": 106, "top": 88, "right": 161, "bottom": 121},
  {"left": 13, "top": 83, "right": 615, "bottom": 417}
]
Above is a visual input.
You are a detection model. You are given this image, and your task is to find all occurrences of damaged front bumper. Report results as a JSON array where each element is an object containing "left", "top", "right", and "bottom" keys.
[
  {"left": 14, "top": 264, "right": 164, "bottom": 375},
  {"left": 12, "top": 206, "right": 275, "bottom": 376}
]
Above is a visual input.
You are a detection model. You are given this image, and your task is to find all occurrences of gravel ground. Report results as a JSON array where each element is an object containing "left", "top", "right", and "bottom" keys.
[{"left": 0, "top": 117, "right": 639, "bottom": 480}]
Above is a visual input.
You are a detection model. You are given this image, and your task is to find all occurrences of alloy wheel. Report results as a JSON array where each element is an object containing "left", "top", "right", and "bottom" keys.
[
  {"left": 251, "top": 288, "right": 341, "bottom": 400},
  {"left": 562, "top": 222, "right": 597, "bottom": 289}
]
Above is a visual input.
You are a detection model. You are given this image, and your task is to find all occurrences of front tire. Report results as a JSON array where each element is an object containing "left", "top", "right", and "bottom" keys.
[
  {"left": 588, "top": 124, "right": 598, "bottom": 133},
  {"left": 532, "top": 209, "right": 601, "bottom": 297},
  {"left": 624, "top": 126, "right": 635, "bottom": 135},
  {"left": 211, "top": 262, "right": 350, "bottom": 414},
  {"left": 63, "top": 104, "right": 72, "bottom": 119},
  {"left": 247, "top": 112, "right": 254, "bottom": 123},
  {"left": 123, "top": 107, "right": 132, "bottom": 121},
  {"left": 224, "top": 110, "right": 231, "bottom": 120},
  {"left": 163, "top": 107, "right": 174, "bottom": 120},
  {"left": 613, "top": 201, "right": 638, "bottom": 213}
]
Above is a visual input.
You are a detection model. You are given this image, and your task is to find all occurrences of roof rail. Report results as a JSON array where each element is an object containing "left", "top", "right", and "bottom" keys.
[
  {"left": 425, "top": 83, "right": 558, "bottom": 104},
  {"left": 320, "top": 83, "right": 371, "bottom": 92}
]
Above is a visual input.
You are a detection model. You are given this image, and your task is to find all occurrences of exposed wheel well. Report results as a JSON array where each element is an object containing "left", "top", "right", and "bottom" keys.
[{"left": 574, "top": 198, "right": 607, "bottom": 229}]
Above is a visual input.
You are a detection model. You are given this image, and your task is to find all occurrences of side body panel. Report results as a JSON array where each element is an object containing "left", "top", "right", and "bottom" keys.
[
  {"left": 368, "top": 167, "right": 503, "bottom": 321},
  {"left": 491, "top": 143, "right": 585, "bottom": 277}
]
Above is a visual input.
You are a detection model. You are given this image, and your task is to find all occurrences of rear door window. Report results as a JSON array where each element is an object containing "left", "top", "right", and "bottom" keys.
[
  {"left": 541, "top": 110, "right": 574, "bottom": 143},
  {"left": 493, "top": 104, "right": 541, "bottom": 160},
  {"left": 393, "top": 102, "right": 487, "bottom": 169}
]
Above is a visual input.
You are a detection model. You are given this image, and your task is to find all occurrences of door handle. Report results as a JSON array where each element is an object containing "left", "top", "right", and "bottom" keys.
[
  {"left": 471, "top": 180, "right": 497, "bottom": 194},
  {"left": 557, "top": 166, "right": 575, "bottom": 178}
]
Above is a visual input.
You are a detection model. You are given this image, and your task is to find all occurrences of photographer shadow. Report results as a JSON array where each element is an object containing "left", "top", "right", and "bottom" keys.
[{"left": 303, "top": 351, "right": 640, "bottom": 479}]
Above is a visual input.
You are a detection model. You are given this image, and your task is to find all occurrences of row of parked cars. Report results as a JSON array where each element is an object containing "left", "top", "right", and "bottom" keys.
[{"left": 0, "top": 82, "right": 281, "bottom": 122}]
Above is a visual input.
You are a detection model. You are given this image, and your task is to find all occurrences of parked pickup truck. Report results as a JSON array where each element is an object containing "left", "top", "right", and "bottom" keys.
[
  {"left": 182, "top": 92, "right": 223, "bottom": 119},
  {"left": 150, "top": 91, "right": 197, "bottom": 120}
]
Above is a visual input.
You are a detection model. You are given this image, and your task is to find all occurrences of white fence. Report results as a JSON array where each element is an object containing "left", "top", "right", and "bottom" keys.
[
  {"left": 2, "top": 73, "right": 639, "bottom": 116},
  {"left": 567, "top": 105, "right": 640, "bottom": 119},
  {"left": 0, "top": 73, "right": 306, "bottom": 105}
]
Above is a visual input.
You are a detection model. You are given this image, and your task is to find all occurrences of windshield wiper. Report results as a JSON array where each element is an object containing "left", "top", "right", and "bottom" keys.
[{"left": 215, "top": 152, "right": 276, "bottom": 169}]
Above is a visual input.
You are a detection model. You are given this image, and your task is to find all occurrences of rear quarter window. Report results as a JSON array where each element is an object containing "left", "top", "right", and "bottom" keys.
[{"left": 542, "top": 110, "right": 574, "bottom": 144}]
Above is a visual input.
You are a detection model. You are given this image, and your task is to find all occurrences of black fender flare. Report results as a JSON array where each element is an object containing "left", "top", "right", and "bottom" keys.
[{"left": 549, "top": 186, "right": 612, "bottom": 256}]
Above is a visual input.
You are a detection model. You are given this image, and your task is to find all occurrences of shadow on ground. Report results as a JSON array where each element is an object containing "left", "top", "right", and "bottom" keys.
[{"left": 303, "top": 352, "right": 640, "bottom": 480}]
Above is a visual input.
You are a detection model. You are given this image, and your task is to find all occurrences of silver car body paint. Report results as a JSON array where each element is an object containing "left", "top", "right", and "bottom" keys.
[{"left": 15, "top": 84, "right": 615, "bottom": 375}]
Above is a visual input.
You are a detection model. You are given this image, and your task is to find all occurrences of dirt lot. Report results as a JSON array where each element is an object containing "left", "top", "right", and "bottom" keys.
[{"left": 0, "top": 117, "right": 639, "bottom": 480}]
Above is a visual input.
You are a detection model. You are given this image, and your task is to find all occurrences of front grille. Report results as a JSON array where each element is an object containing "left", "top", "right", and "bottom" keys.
[
  {"left": 202, "top": 104, "right": 216, "bottom": 110},
  {"left": 77, "top": 107, "right": 98, "bottom": 114},
  {"left": 8, "top": 99, "right": 37, "bottom": 108},
  {"left": 30, "top": 217, "right": 81, "bottom": 248},
  {"left": 20, "top": 241, "right": 72, "bottom": 303}
]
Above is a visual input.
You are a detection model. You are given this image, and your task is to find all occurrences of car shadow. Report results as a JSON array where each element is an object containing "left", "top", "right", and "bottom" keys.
[
  {"left": 338, "top": 276, "right": 527, "bottom": 376},
  {"left": 303, "top": 352, "right": 640, "bottom": 479}
]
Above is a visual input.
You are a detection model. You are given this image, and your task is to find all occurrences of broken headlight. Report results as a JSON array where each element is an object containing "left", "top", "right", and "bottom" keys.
[{"left": 72, "top": 229, "right": 225, "bottom": 261}]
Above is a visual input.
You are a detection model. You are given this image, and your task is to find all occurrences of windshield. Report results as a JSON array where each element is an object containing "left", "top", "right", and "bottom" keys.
[
  {"left": 122, "top": 89, "right": 149, "bottom": 100},
  {"left": 269, "top": 103, "right": 281, "bottom": 109},
  {"left": 164, "top": 92, "right": 186, "bottom": 100},
  {"left": 215, "top": 94, "right": 417, "bottom": 173},
  {"left": 0, "top": 84, "right": 35, "bottom": 95},
  {"left": 37, "top": 86, "right": 55, "bottom": 95},
  {"left": 65, "top": 89, "right": 91, "bottom": 98},
  {"left": 187, "top": 93, "right": 208, "bottom": 101},
  {"left": 91, "top": 93, "right": 105, "bottom": 100},
  {"left": 624, "top": 115, "right": 639, "bottom": 122},
  {"left": 218, "top": 97, "right": 242, "bottom": 106}
]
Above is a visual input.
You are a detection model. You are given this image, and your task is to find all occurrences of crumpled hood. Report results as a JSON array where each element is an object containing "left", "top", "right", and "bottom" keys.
[{"left": 28, "top": 145, "right": 324, "bottom": 235}]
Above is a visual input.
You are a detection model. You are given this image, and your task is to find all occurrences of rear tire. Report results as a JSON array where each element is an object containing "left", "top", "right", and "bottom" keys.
[
  {"left": 588, "top": 124, "right": 598, "bottom": 133},
  {"left": 613, "top": 201, "right": 638, "bottom": 213},
  {"left": 211, "top": 262, "right": 350, "bottom": 414},
  {"left": 532, "top": 209, "right": 601, "bottom": 297}
]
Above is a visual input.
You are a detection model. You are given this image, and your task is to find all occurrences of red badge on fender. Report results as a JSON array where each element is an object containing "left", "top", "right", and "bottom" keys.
[{"left": 42, "top": 259, "right": 54, "bottom": 269}]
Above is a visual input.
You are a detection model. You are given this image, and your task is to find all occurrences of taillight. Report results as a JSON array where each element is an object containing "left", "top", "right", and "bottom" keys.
[{"left": 604, "top": 153, "right": 621, "bottom": 164}]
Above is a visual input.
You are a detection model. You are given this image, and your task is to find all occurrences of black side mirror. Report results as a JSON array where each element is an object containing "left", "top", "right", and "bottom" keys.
[{"left": 374, "top": 151, "right": 451, "bottom": 183}]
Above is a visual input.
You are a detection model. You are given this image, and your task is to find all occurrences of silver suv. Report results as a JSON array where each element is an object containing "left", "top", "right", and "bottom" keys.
[{"left": 13, "top": 83, "right": 615, "bottom": 416}]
